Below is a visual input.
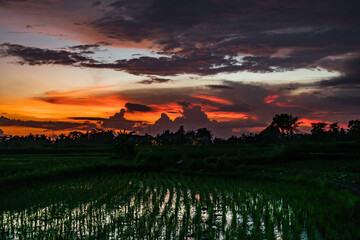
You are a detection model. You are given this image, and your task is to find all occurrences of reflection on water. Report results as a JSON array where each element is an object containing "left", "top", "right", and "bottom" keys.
[{"left": 0, "top": 174, "right": 322, "bottom": 239}]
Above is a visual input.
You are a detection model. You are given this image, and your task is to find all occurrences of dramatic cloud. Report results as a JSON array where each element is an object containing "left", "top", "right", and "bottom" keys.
[
  {"left": 190, "top": 94, "right": 232, "bottom": 105},
  {"left": 0, "top": 0, "right": 359, "bottom": 136},
  {"left": 0, "top": 44, "right": 260, "bottom": 75},
  {"left": 0, "top": 116, "right": 96, "bottom": 131},
  {"left": 71, "top": 110, "right": 139, "bottom": 131},
  {"left": 32, "top": 85, "right": 124, "bottom": 107},
  {"left": 66, "top": 104, "right": 267, "bottom": 137},
  {"left": 119, "top": 81, "right": 359, "bottom": 126},
  {"left": 101, "top": 109, "right": 139, "bottom": 130},
  {"left": 125, "top": 102, "right": 153, "bottom": 113},
  {"left": 1, "top": 0, "right": 360, "bottom": 76},
  {"left": 319, "top": 57, "right": 360, "bottom": 89},
  {"left": 0, "top": 43, "right": 95, "bottom": 66},
  {"left": 29, "top": 77, "right": 360, "bottom": 137},
  {"left": 88, "top": 0, "right": 360, "bottom": 75},
  {"left": 149, "top": 105, "right": 266, "bottom": 138}
]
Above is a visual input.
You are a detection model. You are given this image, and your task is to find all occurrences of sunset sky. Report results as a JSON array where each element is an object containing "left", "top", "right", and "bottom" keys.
[{"left": 0, "top": 0, "right": 359, "bottom": 138}]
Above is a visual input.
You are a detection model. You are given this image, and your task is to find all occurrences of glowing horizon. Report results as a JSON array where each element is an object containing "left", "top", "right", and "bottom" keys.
[{"left": 0, "top": 0, "right": 359, "bottom": 138}]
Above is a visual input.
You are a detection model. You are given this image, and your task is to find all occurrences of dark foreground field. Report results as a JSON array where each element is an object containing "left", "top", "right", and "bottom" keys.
[{"left": 0, "top": 142, "right": 359, "bottom": 239}]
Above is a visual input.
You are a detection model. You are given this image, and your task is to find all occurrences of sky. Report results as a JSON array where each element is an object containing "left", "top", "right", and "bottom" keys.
[{"left": 0, "top": 0, "right": 359, "bottom": 138}]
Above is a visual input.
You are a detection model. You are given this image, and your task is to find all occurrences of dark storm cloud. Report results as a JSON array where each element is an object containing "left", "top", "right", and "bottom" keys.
[
  {"left": 0, "top": 43, "right": 95, "bottom": 66},
  {"left": 319, "top": 57, "right": 360, "bottom": 89},
  {"left": 0, "top": 43, "right": 259, "bottom": 75},
  {"left": 125, "top": 102, "right": 153, "bottom": 113},
  {"left": 2, "top": 0, "right": 359, "bottom": 75},
  {"left": 0, "top": 116, "right": 96, "bottom": 131},
  {"left": 88, "top": 0, "right": 360, "bottom": 74},
  {"left": 81, "top": 53, "right": 255, "bottom": 76},
  {"left": 320, "top": 75, "right": 360, "bottom": 88}
]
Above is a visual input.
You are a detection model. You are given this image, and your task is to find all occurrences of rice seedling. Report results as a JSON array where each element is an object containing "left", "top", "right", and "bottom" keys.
[{"left": 0, "top": 172, "right": 358, "bottom": 239}]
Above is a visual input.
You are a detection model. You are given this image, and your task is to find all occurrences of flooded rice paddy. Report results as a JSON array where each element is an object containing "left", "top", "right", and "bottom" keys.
[{"left": 0, "top": 173, "right": 322, "bottom": 239}]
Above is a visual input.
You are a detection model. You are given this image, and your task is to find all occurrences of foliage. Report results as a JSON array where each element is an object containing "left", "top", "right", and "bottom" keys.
[
  {"left": 0, "top": 115, "right": 359, "bottom": 147},
  {"left": 270, "top": 113, "right": 301, "bottom": 135}
]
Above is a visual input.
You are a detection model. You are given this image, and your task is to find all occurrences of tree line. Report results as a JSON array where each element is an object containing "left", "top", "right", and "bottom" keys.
[{"left": 0, "top": 114, "right": 359, "bottom": 148}]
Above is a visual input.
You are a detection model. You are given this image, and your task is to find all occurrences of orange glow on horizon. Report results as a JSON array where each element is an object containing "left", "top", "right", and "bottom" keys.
[
  {"left": 0, "top": 126, "right": 83, "bottom": 137},
  {"left": 299, "top": 118, "right": 347, "bottom": 128}
]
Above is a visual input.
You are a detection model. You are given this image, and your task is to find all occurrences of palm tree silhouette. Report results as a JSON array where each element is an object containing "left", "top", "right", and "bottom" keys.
[{"left": 270, "top": 114, "right": 301, "bottom": 135}]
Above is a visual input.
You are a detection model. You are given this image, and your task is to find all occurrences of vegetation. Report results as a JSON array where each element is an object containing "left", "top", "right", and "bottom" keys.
[
  {"left": 1, "top": 114, "right": 359, "bottom": 148},
  {"left": 1, "top": 173, "right": 359, "bottom": 240},
  {"left": 271, "top": 113, "right": 301, "bottom": 135},
  {"left": 0, "top": 113, "right": 359, "bottom": 239}
]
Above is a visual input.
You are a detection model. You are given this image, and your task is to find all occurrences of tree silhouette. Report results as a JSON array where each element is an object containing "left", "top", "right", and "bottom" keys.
[
  {"left": 311, "top": 122, "right": 327, "bottom": 138},
  {"left": 258, "top": 125, "right": 281, "bottom": 143},
  {"left": 348, "top": 120, "right": 360, "bottom": 140},
  {"left": 195, "top": 128, "right": 212, "bottom": 144},
  {"left": 329, "top": 122, "right": 340, "bottom": 134},
  {"left": 185, "top": 130, "right": 196, "bottom": 145},
  {"left": 174, "top": 126, "right": 186, "bottom": 144},
  {"left": 270, "top": 114, "right": 301, "bottom": 135},
  {"left": 348, "top": 120, "right": 360, "bottom": 134}
]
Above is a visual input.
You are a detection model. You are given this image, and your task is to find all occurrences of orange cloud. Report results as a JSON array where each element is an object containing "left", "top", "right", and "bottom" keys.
[
  {"left": 264, "top": 94, "right": 279, "bottom": 103},
  {"left": 190, "top": 94, "right": 232, "bottom": 105},
  {"left": 206, "top": 111, "right": 248, "bottom": 121},
  {"left": 32, "top": 86, "right": 129, "bottom": 108},
  {"left": 44, "top": 85, "right": 114, "bottom": 96},
  {"left": 299, "top": 118, "right": 347, "bottom": 128},
  {"left": 33, "top": 94, "right": 127, "bottom": 107},
  {"left": 298, "top": 118, "right": 324, "bottom": 127}
]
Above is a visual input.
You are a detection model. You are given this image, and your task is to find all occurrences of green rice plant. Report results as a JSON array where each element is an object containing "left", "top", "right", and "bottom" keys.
[{"left": 1, "top": 172, "right": 358, "bottom": 239}]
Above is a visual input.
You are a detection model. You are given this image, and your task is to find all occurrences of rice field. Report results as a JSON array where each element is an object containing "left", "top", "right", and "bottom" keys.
[{"left": 0, "top": 173, "right": 324, "bottom": 240}]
